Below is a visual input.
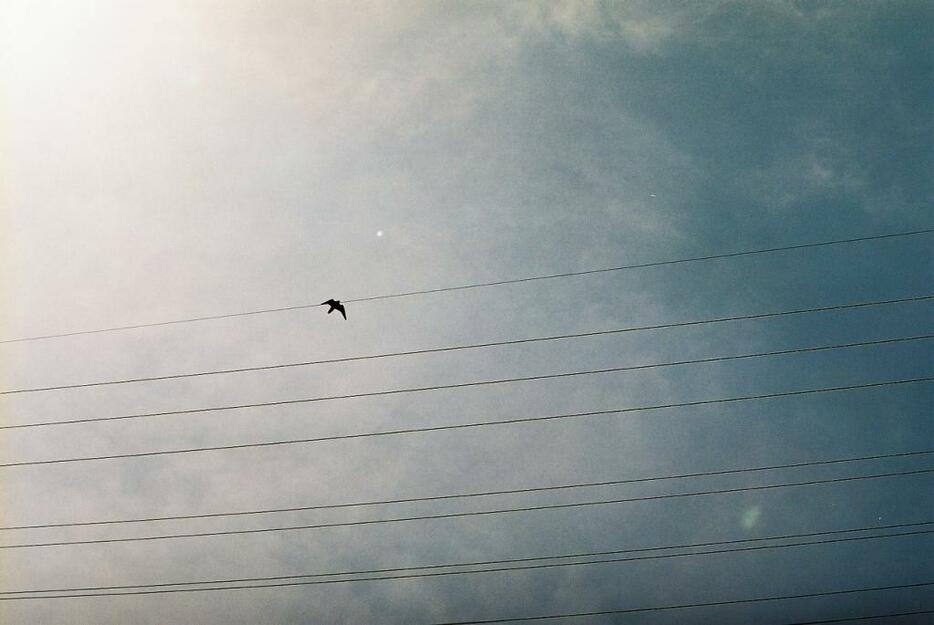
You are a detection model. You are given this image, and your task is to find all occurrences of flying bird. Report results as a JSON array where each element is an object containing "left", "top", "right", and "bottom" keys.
[{"left": 321, "top": 299, "right": 347, "bottom": 320}]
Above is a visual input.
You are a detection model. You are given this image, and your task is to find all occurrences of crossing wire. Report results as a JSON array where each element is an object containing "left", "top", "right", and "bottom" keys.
[
  {"left": 4, "top": 449, "right": 930, "bottom": 530},
  {"left": 429, "top": 582, "right": 934, "bottom": 624},
  {"left": 1, "top": 523, "right": 930, "bottom": 599},
  {"left": 6, "top": 334, "right": 931, "bottom": 430},
  {"left": 2, "top": 468, "right": 929, "bottom": 549},
  {"left": 785, "top": 611, "right": 934, "bottom": 624},
  {"left": 4, "top": 293, "right": 930, "bottom": 395},
  {"left": 2, "top": 228, "right": 929, "bottom": 344},
  {"left": 2, "top": 377, "right": 929, "bottom": 469}
]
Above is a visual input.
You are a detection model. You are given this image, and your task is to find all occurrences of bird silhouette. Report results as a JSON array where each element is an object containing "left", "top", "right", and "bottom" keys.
[{"left": 321, "top": 299, "right": 347, "bottom": 320}]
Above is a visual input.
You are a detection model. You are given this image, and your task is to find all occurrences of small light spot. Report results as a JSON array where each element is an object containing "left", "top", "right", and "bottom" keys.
[
  {"left": 741, "top": 506, "right": 762, "bottom": 530},
  {"left": 650, "top": 194, "right": 657, "bottom": 198},
  {"left": 376, "top": 230, "right": 384, "bottom": 238}
]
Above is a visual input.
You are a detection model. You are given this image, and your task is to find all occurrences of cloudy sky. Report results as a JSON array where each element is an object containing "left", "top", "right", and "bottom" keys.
[{"left": 1, "top": 1, "right": 931, "bottom": 623}]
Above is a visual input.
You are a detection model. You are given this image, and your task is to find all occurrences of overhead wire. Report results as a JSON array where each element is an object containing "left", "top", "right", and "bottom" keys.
[
  {"left": 2, "top": 230, "right": 931, "bottom": 612},
  {"left": 784, "top": 611, "right": 934, "bottom": 624},
  {"left": 344, "top": 229, "right": 933, "bottom": 303},
  {"left": 1, "top": 522, "right": 929, "bottom": 599},
  {"left": 6, "top": 334, "right": 931, "bottom": 430},
  {"left": 429, "top": 581, "right": 934, "bottom": 624},
  {"left": 2, "top": 377, "right": 929, "bottom": 469},
  {"left": 2, "top": 228, "right": 929, "bottom": 344},
  {"left": 4, "top": 449, "right": 930, "bottom": 530},
  {"left": 2, "top": 467, "right": 929, "bottom": 549},
  {"left": 4, "top": 293, "right": 930, "bottom": 395}
]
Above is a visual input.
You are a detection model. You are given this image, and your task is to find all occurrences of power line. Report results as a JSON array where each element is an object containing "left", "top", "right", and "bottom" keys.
[
  {"left": 3, "top": 520, "right": 927, "bottom": 593},
  {"left": 5, "top": 449, "right": 929, "bottom": 530},
  {"left": 7, "top": 334, "right": 930, "bottom": 430},
  {"left": 786, "top": 611, "right": 934, "bottom": 624},
  {"left": 3, "top": 228, "right": 929, "bottom": 344},
  {"left": 345, "top": 230, "right": 934, "bottom": 303},
  {"left": 430, "top": 582, "right": 934, "bottom": 624},
  {"left": 2, "top": 523, "right": 929, "bottom": 599},
  {"left": 3, "top": 377, "right": 929, "bottom": 469},
  {"left": 2, "top": 468, "right": 929, "bottom": 549},
  {"left": 5, "top": 293, "right": 930, "bottom": 395}
]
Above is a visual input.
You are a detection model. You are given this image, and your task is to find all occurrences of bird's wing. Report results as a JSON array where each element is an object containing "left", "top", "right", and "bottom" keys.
[
  {"left": 321, "top": 299, "right": 336, "bottom": 306},
  {"left": 337, "top": 304, "right": 347, "bottom": 320}
]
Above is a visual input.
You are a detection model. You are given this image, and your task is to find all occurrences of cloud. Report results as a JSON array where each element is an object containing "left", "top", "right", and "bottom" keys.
[
  {"left": 2, "top": 2, "right": 931, "bottom": 623},
  {"left": 510, "top": 0, "right": 707, "bottom": 52}
]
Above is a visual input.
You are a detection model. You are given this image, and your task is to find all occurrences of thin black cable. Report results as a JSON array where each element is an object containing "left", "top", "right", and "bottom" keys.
[
  {"left": 5, "top": 449, "right": 929, "bottom": 531},
  {"left": 2, "top": 229, "right": 929, "bottom": 344},
  {"left": 2, "top": 468, "right": 929, "bottom": 549},
  {"left": 347, "top": 230, "right": 934, "bottom": 303},
  {"left": 785, "top": 611, "right": 934, "bottom": 624},
  {"left": 433, "top": 584, "right": 934, "bottom": 624},
  {"left": 6, "top": 334, "right": 930, "bottom": 430},
  {"left": 4, "top": 521, "right": 929, "bottom": 593},
  {"left": 2, "top": 524, "right": 930, "bottom": 599},
  {"left": 10, "top": 583, "right": 923, "bottom": 612},
  {"left": 5, "top": 294, "right": 930, "bottom": 395},
  {"left": 2, "top": 377, "right": 929, "bottom": 469}
]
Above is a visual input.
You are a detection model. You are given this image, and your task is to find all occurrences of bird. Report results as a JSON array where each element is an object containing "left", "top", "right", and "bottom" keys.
[{"left": 321, "top": 299, "right": 347, "bottom": 320}]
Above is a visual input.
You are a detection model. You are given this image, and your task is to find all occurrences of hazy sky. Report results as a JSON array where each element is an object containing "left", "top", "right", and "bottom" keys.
[{"left": 1, "top": 1, "right": 931, "bottom": 623}]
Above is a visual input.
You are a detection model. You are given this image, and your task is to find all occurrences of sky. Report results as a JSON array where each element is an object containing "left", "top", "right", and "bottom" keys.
[{"left": 0, "top": 1, "right": 931, "bottom": 623}]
